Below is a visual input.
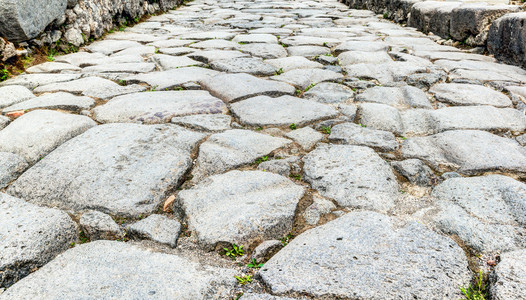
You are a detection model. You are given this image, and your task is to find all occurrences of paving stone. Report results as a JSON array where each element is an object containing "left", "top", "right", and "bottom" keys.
[
  {"left": 280, "top": 36, "right": 341, "bottom": 47},
  {"left": 82, "top": 63, "right": 156, "bottom": 74},
  {"left": 0, "top": 74, "right": 81, "bottom": 90},
  {"left": 0, "top": 153, "right": 28, "bottom": 189},
  {"left": 171, "top": 114, "right": 231, "bottom": 132},
  {"left": 344, "top": 61, "right": 429, "bottom": 84},
  {"left": 176, "top": 170, "right": 304, "bottom": 250},
  {"left": 158, "top": 47, "right": 196, "bottom": 56},
  {"left": 148, "top": 39, "right": 196, "bottom": 48},
  {"left": 179, "top": 31, "right": 239, "bottom": 40},
  {"left": 334, "top": 41, "right": 389, "bottom": 55},
  {"left": 271, "top": 68, "right": 343, "bottom": 90},
  {"left": 233, "top": 34, "right": 278, "bottom": 44},
  {"left": 303, "top": 82, "right": 354, "bottom": 104},
  {"left": 265, "top": 56, "right": 323, "bottom": 73},
  {"left": 240, "top": 43, "right": 288, "bottom": 59},
  {"left": 430, "top": 175, "right": 526, "bottom": 253},
  {"left": 187, "top": 50, "right": 250, "bottom": 63},
  {"left": 78, "top": 54, "right": 145, "bottom": 67},
  {"left": 0, "top": 193, "right": 77, "bottom": 288},
  {"left": 189, "top": 39, "right": 240, "bottom": 50},
  {"left": 2, "top": 92, "right": 95, "bottom": 113},
  {"left": 338, "top": 51, "right": 392, "bottom": 66},
  {"left": 303, "top": 196, "right": 337, "bottom": 226},
  {"left": 259, "top": 211, "right": 471, "bottom": 299},
  {"left": 210, "top": 57, "right": 277, "bottom": 75},
  {"left": 430, "top": 83, "right": 512, "bottom": 107},
  {"left": 355, "top": 85, "right": 432, "bottom": 109},
  {"left": 93, "top": 90, "right": 227, "bottom": 124},
  {"left": 285, "top": 127, "right": 323, "bottom": 150},
  {"left": 257, "top": 160, "right": 291, "bottom": 177},
  {"left": 85, "top": 40, "right": 143, "bottom": 55},
  {"left": 150, "top": 54, "right": 204, "bottom": 70},
  {"left": 391, "top": 159, "right": 436, "bottom": 187},
  {"left": 0, "top": 110, "right": 96, "bottom": 164},
  {"left": 34, "top": 77, "right": 146, "bottom": 99},
  {"left": 329, "top": 122, "right": 398, "bottom": 152},
  {"left": 7, "top": 124, "right": 204, "bottom": 217},
  {"left": 191, "top": 129, "right": 291, "bottom": 180},
  {"left": 25, "top": 62, "right": 81, "bottom": 74},
  {"left": 79, "top": 211, "right": 124, "bottom": 241},
  {"left": 303, "top": 144, "right": 399, "bottom": 212},
  {"left": 53, "top": 52, "right": 110, "bottom": 67},
  {"left": 401, "top": 130, "right": 526, "bottom": 174},
  {"left": 125, "top": 67, "right": 219, "bottom": 90},
  {"left": 358, "top": 103, "right": 404, "bottom": 135},
  {"left": 251, "top": 240, "right": 283, "bottom": 264},
  {"left": 200, "top": 73, "right": 295, "bottom": 103},
  {"left": 286, "top": 46, "right": 330, "bottom": 57},
  {"left": 490, "top": 249, "right": 526, "bottom": 300},
  {"left": 0, "top": 86, "right": 35, "bottom": 109},
  {"left": 0, "top": 241, "right": 236, "bottom": 299},
  {"left": 231, "top": 95, "right": 338, "bottom": 127},
  {"left": 241, "top": 293, "right": 295, "bottom": 300},
  {"left": 127, "top": 214, "right": 181, "bottom": 247}
]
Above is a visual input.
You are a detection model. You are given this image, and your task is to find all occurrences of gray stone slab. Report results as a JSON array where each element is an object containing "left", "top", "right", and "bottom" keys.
[
  {"left": 150, "top": 54, "right": 204, "bottom": 70},
  {"left": 189, "top": 39, "right": 240, "bottom": 50},
  {"left": 210, "top": 57, "right": 277, "bottom": 75},
  {"left": 200, "top": 73, "right": 295, "bottom": 103},
  {"left": 358, "top": 103, "right": 404, "bottom": 135},
  {"left": 286, "top": 46, "right": 330, "bottom": 57},
  {"left": 0, "top": 153, "right": 28, "bottom": 189},
  {"left": 82, "top": 63, "right": 156, "bottom": 74},
  {"left": 271, "top": 68, "right": 343, "bottom": 90},
  {"left": 125, "top": 67, "right": 219, "bottom": 91},
  {"left": 26, "top": 62, "right": 81, "bottom": 74},
  {"left": 0, "top": 241, "right": 236, "bottom": 299},
  {"left": 334, "top": 41, "right": 389, "bottom": 55},
  {"left": 303, "top": 82, "right": 354, "bottom": 104},
  {"left": 285, "top": 127, "right": 323, "bottom": 150},
  {"left": 240, "top": 43, "right": 288, "bottom": 59},
  {"left": 231, "top": 95, "right": 338, "bottom": 127},
  {"left": 0, "top": 193, "right": 77, "bottom": 288},
  {"left": 303, "top": 144, "right": 399, "bottom": 212},
  {"left": 53, "top": 52, "right": 108, "bottom": 67},
  {"left": 93, "top": 90, "right": 227, "bottom": 124},
  {"left": 259, "top": 211, "right": 471, "bottom": 299},
  {"left": 401, "top": 130, "right": 526, "bottom": 174},
  {"left": 338, "top": 51, "right": 393, "bottom": 66},
  {"left": 85, "top": 40, "right": 143, "bottom": 55},
  {"left": 233, "top": 34, "right": 278, "bottom": 44},
  {"left": 127, "top": 214, "right": 181, "bottom": 247},
  {"left": 7, "top": 124, "right": 204, "bottom": 217},
  {"left": 0, "top": 74, "right": 81, "bottom": 90},
  {"left": 34, "top": 77, "right": 146, "bottom": 99},
  {"left": 3, "top": 92, "right": 95, "bottom": 113},
  {"left": 280, "top": 36, "right": 341, "bottom": 47},
  {"left": 0, "top": 86, "right": 35, "bottom": 109},
  {"left": 490, "top": 249, "right": 526, "bottom": 300},
  {"left": 355, "top": 85, "right": 432, "bottom": 109},
  {"left": 176, "top": 170, "right": 304, "bottom": 250},
  {"left": 0, "top": 110, "right": 96, "bottom": 164},
  {"left": 265, "top": 56, "right": 323, "bottom": 72},
  {"left": 171, "top": 114, "right": 231, "bottom": 132},
  {"left": 192, "top": 129, "right": 291, "bottom": 180},
  {"left": 80, "top": 211, "right": 124, "bottom": 241},
  {"left": 391, "top": 159, "right": 436, "bottom": 187},
  {"left": 330, "top": 122, "right": 399, "bottom": 152},
  {"left": 430, "top": 83, "right": 512, "bottom": 107},
  {"left": 187, "top": 50, "right": 250, "bottom": 63}
]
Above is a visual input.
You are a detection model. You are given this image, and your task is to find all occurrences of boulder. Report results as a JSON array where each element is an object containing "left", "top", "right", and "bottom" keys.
[{"left": 488, "top": 12, "right": 526, "bottom": 69}]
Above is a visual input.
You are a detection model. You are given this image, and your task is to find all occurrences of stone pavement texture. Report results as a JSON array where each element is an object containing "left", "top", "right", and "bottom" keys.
[{"left": 1, "top": 0, "right": 526, "bottom": 299}]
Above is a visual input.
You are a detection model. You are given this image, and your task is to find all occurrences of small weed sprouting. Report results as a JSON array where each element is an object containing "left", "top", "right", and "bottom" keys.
[
  {"left": 276, "top": 67, "right": 284, "bottom": 75},
  {"left": 290, "top": 174, "right": 302, "bottom": 181},
  {"left": 254, "top": 156, "right": 269, "bottom": 166},
  {"left": 321, "top": 126, "right": 331, "bottom": 134},
  {"left": 247, "top": 258, "right": 264, "bottom": 269},
  {"left": 323, "top": 42, "right": 329, "bottom": 47},
  {"left": 255, "top": 127, "right": 263, "bottom": 131},
  {"left": 460, "top": 271, "right": 487, "bottom": 300},
  {"left": 289, "top": 123, "right": 297, "bottom": 130},
  {"left": 223, "top": 244, "right": 244, "bottom": 259},
  {"left": 295, "top": 89, "right": 302, "bottom": 96},
  {"left": 280, "top": 233, "right": 293, "bottom": 246},
  {"left": 359, "top": 123, "right": 367, "bottom": 128},
  {"left": 304, "top": 83, "right": 316, "bottom": 93},
  {"left": 0, "top": 68, "right": 9, "bottom": 81},
  {"left": 230, "top": 293, "right": 244, "bottom": 300},
  {"left": 234, "top": 275, "right": 252, "bottom": 285}
]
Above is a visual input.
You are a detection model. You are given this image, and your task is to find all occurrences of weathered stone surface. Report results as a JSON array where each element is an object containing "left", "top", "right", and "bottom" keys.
[
  {"left": 358, "top": 103, "right": 404, "bottom": 135},
  {"left": 490, "top": 249, "right": 526, "bottom": 300},
  {"left": 356, "top": 85, "right": 431, "bottom": 109},
  {"left": 0, "top": 110, "right": 96, "bottom": 164},
  {"left": 0, "top": 74, "right": 81, "bottom": 90},
  {"left": 271, "top": 68, "right": 343, "bottom": 90},
  {"left": 402, "top": 130, "right": 526, "bottom": 174},
  {"left": 488, "top": 12, "right": 526, "bottom": 69},
  {"left": 127, "top": 214, "right": 181, "bottom": 247},
  {"left": 233, "top": 34, "right": 278, "bottom": 44},
  {"left": 0, "top": 86, "right": 35, "bottom": 109},
  {"left": 0, "top": 0, "right": 67, "bottom": 41},
  {"left": 303, "top": 144, "right": 399, "bottom": 212},
  {"left": 126, "top": 67, "right": 219, "bottom": 91},
  {"left": 303, "top": 196, "right": 337, "bottom": 226},
  {"left": 82, "top": 62, "right": 156, "bottom": 74},
  {"left": 330, "top": 122, "right": 398, "bottom": 152},
  {"left": 0, "top": 241, "right": 236, "bottom": 299},
  {"left": 210, "top": 57, "right": 277, "bottom": 75},
  {"left": 176, "top": 170, "right": 304, "bottom": 250},
  {"left": 259, "top": 211, "right": 471, "bottom": 299},
  {"left": 285, "top": 127, "right": 323, "bottom": 150},
  {"left": 251, "top": 240, "right": 283, "bottom": 264},
  {"left": 93, "top": 91, "right": 227, "bottom": 124},
  {"left": 391, "top": 159, "right": 435, "bottom": 186},
  {"left": 286, "top": 46, "right": 330, "bottom": 57},
  {"left": 265, "top": 56, "right": 323, "bottom": 72},
  {"left": 430, "top": 175, "right": 526, "bottom": 253},
  {"left": 188, "top": 50, "right": 250, "bottom": 63},
  {"left": 3, "top": 92, "right": 95, "bottom": 113},
  {"left": 171, "top": 114, "right": 231, "bottom": 132},
  {"left": 257, "top": 160, "right": 291, "bottom": 177},
  {"left": 240, "top": 43, "right": 288, "bottom": 59},
  {"left": 338, "top": 51, "right": 392, "bottom": 66},
  {"left": 231, "top": 95, "right": 338, "bottom": 127},
  {"left": 408, "top": 1, "right": 462, "bottom": 38},
  {"left": 86, "top": 40, "right": 143, "bottom": 55},
  {"left": 26, "top": 62, "right": 81, "bottom": 74},
  {"left": 0, "top": 193, "right": 77, "bottom": 288},
  {"left": 241, "top": 294, "right": 295, "bottom": 300},
  {"left": 334, "top": 41, "right": 389, "bottom": 54},
  {"left": 0, "top": 153, "right": 28, "bottom": 189},
  {"left": 303, "top": 82, "right": 354, "bottom": 104},
  {"left": 189, "top": 39, "right": 240, "bottom": 50},
  {"left": 201, "top": 73, "right": 295, "bottom": 103},
  {"left": 430, "top": 83, "right": 512, "bottom": 107},
  {"left": 79, "top": 211, "right": 124, "bottom": 241},
  {"left": 150, "top": 54, "right": 203, "bottom": 70},
  {"left": 53, "top": 52, "right": 108, "bottom": 67},
  {"left": 7, "top": 124, "right": 204, "bottom": 217},
  {"left": 34, "top": 77, "right": 146, "bottom": 99},
  {"left": 192, "top": 129, "right": 291, "bottom": 180}
]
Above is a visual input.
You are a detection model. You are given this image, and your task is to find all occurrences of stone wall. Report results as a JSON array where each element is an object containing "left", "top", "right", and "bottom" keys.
[{"left": 0, "top": 0, "right": 182, "bottom": 62}]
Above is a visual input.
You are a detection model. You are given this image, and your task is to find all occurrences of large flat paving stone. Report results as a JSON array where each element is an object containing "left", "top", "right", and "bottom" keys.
[
  {"left": 125, "top": 67, "right": 220, "bottom": 90},
  {"left": 0, "top": 193, "right": 77, "bottom": 288},
  {"left": 7, "top": 124, "right": 205, "bottom": 217},
  {"left": 176, "top": 170, "right": 304, "bottom": 250},
  {"left": 259, "top": 211, "right": 471, "bottom": 299},
  {"left": 0, "top": 241, "right": 236, "bottom": 299},
  {"left": 2, "top": 92, "right": 95, "bottom": 113},
  {"left": 33, "top": 77, "right": 146, "bottom": 99},
  {"left": 303, "top": 144, "right": 399, "bottom": 212},
  {"left": 209, "top": 57, "right": 277, "bottom": 76},
  {"left": 150, "top": 54, "right": 204, "bottom": 70},
  {"left": 0, "top": 153, "right": 28, "bottom": 189},
  {"left": 93, "top": 91, "right": 227, "bottom": 124},
  {"left": 490, "top": 249, "right": 526, "bottom": 300},
  {"left": 430, "top": 175, "right": 526, "bottom": 253},
  {"left": 200, "top": 73, "right": 295, "bottom": 103},
  {"left": 355, "top": 85, "right": 432, "bottom": 109},
  {"left": 240, "top": 43, "right": 288, "bottom": 59},
  {"left": 402, "top": 130, "right": 526, "bottom": 175},
  {"left": 0, "top": 74, "right": 81, "bottom": 89},
  {"left": 0, "top": 86, "right": 35, "bottom": 109},
  {"left": 265, "top": 56, "right": 323, "bottom": 72},
  {"left": 271, "top": 68, "right": 343, "bottom": 90},
  {"left": 231, "top": 95, "right": 338, "bottom": 127},
  {"left": 192, "top": 129, "right": 291, "bottom": 180},
  {"left": 303, "top": 82, "right": 354, "bottom": 104},
  {"left": 0, "top": 110, "right": 96, "bottom": 164},
  {"left": 430, "top": 83, "right": 512, "bottom": 107},
  {"left": 329, "top": 122, "right": 398, "bottom": 152},
  {"left": 85, "top": 40, "right": 143, "bottom": 55}
]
